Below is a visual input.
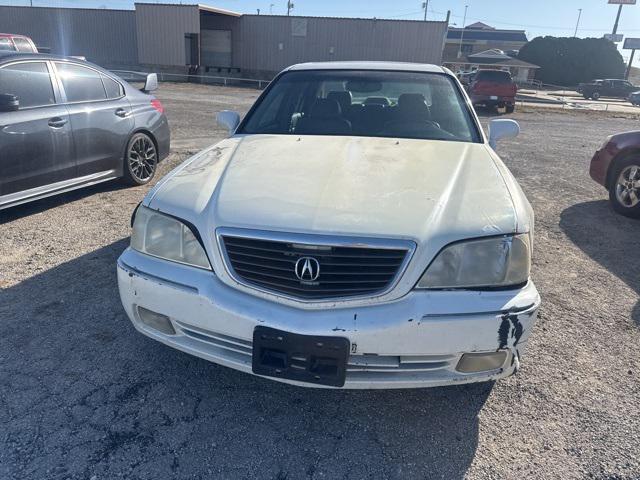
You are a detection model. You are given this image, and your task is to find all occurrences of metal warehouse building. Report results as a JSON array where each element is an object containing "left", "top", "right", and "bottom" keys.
[{"left": 0, "top": 3, "right": 449, "bottom": 79}]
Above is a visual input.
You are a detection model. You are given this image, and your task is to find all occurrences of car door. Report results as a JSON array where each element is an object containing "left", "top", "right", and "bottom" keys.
[
  {"left": 599, "top": 80, "right": 611, "bottom": 97},
  {"left": 0, "top": 60, "right": 74, "bottom": 197},
  {"left": 54, "top": 62, "right": 133, "bottom": 177}
]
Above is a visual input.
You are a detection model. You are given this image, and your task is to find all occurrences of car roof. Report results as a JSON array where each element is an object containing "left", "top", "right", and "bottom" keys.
[
  {"left": 286, "top": 61, "right": 446, "bottom": 74},
  {"left": 0, "top": 51, "right": 90, "bottom": 64}
]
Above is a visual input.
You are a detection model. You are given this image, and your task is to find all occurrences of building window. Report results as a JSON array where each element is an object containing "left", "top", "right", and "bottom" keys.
[{"left": 461, "top": 44, "right": 473, "bottom": 54}]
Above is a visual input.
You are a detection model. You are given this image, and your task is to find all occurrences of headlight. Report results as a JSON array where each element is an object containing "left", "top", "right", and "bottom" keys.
[
  {"left": 131, "top": 205, "right": 212, "bottom": 270},
  {"left": 417, "top": 234, "right": 530, "bottom": 289}
]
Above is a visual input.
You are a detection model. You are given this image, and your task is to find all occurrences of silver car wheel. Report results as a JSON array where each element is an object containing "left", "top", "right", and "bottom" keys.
[
  {"left": 615, "top": 165, "right": 640, "bottom": 208},
  {"left": 128, "top": 135, "right": 157, "bottom": 182}
]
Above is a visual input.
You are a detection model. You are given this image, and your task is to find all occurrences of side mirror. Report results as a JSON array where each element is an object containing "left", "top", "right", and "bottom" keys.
[
  {"left": 217, "top": 110, "right": 240, "bottom": 135},
  {"left": 0, "top": 94, "right": 19, "bottom": 112},
  {"left": 488, "top": 119, "right": 519, "bottom": 149},
  {"left": 143, "top": 73, "right": 158, "bottom": 92}
]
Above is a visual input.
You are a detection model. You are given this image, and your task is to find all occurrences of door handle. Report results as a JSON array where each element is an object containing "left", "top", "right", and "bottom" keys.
[
  {"left": 48, "top": 117, "right": 67, "bottom": 128},
  {"left": 115, "top": 108, "right": 129, "bottom": 118}
]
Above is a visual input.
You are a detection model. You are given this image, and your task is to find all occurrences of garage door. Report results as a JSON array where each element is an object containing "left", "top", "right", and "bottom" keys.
[{"left": 200, "top": 29, "right": 232, "bottom": 67}]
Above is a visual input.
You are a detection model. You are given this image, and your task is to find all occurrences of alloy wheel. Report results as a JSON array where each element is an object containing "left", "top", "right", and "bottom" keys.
[
  {"left": 615, "top": 165, "right": 640, "bottom": 208},
  {"left": 128, "top": 135, "right": 157, "bottom": 183}
]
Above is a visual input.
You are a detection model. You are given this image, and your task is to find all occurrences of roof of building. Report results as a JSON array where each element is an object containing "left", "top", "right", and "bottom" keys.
[
  {"left": 197, "top": 4, "right": 241, "bottom": 16},
  {"left": 466, "top": 22, "right": 495, "bottom": 30},
  {"left": 133, "top": 2, "right": 241, "bottom": 16},
  {"left": 447, "top": 24, "right": 528, "bottom": 43},
  {"left": 446, "top": 56, "right": 539, "bottom": 69},
  {"left": 463, "top": 49, "right": 539, "bottom": 68},
  {"left": 468, "top": 49, "right": 510, "bottom": 59},
  {"left": 287, "top": 61, "right": 446, "bottom": 74}
]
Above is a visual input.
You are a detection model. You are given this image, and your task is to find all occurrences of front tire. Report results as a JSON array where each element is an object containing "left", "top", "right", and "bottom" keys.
[
  {"left": 609, "top": 157, "right": 640, "bottom": 218},
  {"left": 122, "top": 132, "right": 158, "bottom": 186},
  {"left": 505, "top": 104, "right": 515, "bottom": 114},
  {"left": 592, "top": 92, "right": 601, "bottom": 101}
]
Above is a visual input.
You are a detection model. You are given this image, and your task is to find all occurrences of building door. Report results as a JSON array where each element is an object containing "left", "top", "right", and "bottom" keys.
[
  {"left": 184, "top": 33, "right": 199, "bottom": 66},
  {"left": 200, "top": 29, "right": 231, "bottom": 67}
]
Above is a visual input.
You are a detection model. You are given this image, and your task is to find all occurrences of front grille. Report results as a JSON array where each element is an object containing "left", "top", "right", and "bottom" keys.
[{"left": 219, "top": 231, "right": 412, "bottom": 301}]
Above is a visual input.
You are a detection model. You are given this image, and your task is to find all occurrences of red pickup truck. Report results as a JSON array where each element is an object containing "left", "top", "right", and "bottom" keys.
[{"left": 468, "top": 70, "right": 517, "bottom": 114}]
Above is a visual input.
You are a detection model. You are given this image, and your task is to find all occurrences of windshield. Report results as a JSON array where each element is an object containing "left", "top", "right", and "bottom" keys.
[{"left": 240, "top": 70, "right": 481, "bottom": 143}]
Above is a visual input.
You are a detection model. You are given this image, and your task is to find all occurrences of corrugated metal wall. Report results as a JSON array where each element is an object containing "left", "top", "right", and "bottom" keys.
[
  {"left": 235, "top": 16, "right": 447, "bottom": 75},
  {"left": 199, "top": 14, "right": 447, "bottom": 76},
  {"left": 0, "top": 5, "right": 137, "bottom": 66},
  {"left": 0, "top": 5, "right": 448, "bottom": 76},
  {"left": 135, "top": 3, "right": 199, "bottom": 67}
]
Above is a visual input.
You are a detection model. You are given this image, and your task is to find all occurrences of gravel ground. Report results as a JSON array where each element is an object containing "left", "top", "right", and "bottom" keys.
[{"left": 1, "top": 83, "right": 639, "bottom": 480}]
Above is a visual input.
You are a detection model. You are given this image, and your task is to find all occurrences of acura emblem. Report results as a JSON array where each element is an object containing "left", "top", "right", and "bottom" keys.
[{"left": 295, "top": 257, "right": 320, "bottom": 282}]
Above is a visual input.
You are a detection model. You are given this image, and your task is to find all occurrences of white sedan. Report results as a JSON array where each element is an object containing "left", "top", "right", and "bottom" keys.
[{"left": 117, "top": 62, "right": 540, "bottom": 389}]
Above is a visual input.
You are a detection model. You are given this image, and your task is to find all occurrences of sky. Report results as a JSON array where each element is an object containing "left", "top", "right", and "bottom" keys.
[{"left": 2, "top": 0, "right": 639, "bottom": 65}]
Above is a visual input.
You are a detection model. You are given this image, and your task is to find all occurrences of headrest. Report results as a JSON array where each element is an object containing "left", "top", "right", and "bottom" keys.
[
  {"left": 397, "top": 93, "right": 430, "bottom": 119},
  {"left": 310, "top": 98, "right": 342, "bottom": 118},
  {"left": 398, "top": 93, "right": 427, "bottom": 108},
  {"left": 327, "top": 91, "right": 353, "bottom": 111}
]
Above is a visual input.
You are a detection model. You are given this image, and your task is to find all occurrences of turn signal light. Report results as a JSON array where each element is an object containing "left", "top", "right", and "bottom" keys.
[
  {"left": 137, "top": 306, "right": 175, "bottom": 335},
  {"left": 456, "top": 351, "right": 508, "bottom": 374}
]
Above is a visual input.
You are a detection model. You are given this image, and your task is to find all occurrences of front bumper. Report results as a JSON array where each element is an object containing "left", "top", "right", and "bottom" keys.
[{"left": 117, "top": 248, "right": 541, "bottom": 389}]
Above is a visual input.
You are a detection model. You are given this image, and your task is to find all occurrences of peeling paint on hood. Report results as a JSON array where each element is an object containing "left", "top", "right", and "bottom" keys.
[{"left": 149, "top": 134, "right": 517, "bottom": 244}]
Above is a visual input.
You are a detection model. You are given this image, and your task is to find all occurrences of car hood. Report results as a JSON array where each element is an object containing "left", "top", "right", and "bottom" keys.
[{"left": 148, "top": 135, "right": 518, "bottom": 245}]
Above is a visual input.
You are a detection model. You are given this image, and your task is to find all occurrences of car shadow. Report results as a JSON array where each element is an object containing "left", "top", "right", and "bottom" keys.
[
  {"left": 0, "top": 180, "right": 129, "bottom": 225},
  {"left": 559, "top": 200, "right": 640, "bottom": 326},
  {"left": 0, "top": 238, "right": 490, "bottom": 479}
]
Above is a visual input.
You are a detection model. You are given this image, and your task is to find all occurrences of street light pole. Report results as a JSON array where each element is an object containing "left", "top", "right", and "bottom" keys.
[
  {"left": 612, "top": 4, "right": 623, "bottom": 35},
  {"left": 457, "top": 5, "right": 469, "bottom": 59},
  {"left": 422, "top": 1, "right": 429, "bottom": 21},
  {"left": 287, "top": 0, "right": 294, "bottom": 16},
  {"left": 574, "top": 8, "right": 582, "bottom": 37}
]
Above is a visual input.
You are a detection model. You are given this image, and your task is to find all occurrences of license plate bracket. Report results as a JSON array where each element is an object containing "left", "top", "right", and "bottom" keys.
[{"left": 252, "top": 327, "right": 350, "bottom": 387}]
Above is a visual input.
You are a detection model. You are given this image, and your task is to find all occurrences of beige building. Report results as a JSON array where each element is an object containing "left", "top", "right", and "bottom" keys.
[{"left": 444, "top": 22, "right": 528, "bottom": 63}]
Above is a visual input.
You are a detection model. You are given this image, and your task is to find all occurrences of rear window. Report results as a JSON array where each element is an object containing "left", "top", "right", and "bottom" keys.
[{"left": 475, "top": 70, "right": 512, "bottom": 83}]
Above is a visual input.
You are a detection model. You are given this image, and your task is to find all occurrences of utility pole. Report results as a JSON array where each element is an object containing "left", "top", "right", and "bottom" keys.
[
  {"left": 270, "top": 3, "right": 274, "bottom": 14},
  {"left": 422, "top": 1, "right": 429, "bottom": 21},
  {"left": 287, "top": 0, "right": 294, "bottom": 16},
  {"left": 457, "top": 5, "right": 469, "bottom": 59},
  {"left": 257, "top": 8, "right": 260, "bottom": 14},
  {"left": 612, "top": 3, "right": 623, "bottom": 35},
  {"left": 574, "top": 8, "right": 582, "bottom": 37},
  {"left": 626, "top": 49, "right": 636, "bottom": 79}
]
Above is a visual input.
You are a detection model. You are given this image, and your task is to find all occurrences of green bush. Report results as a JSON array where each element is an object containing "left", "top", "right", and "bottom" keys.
[{"left": 518, "top": 36, "right": 626, "bottom": 87}]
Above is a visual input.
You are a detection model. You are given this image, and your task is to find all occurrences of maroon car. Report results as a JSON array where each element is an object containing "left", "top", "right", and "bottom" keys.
[{"left": 590, "top": 131, "right": 640, "bottom": 217}]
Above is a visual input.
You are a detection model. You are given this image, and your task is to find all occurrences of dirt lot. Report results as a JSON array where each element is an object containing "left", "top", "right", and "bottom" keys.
[{"left": 1, "top": 83, "right": 639, "bottom": 479}]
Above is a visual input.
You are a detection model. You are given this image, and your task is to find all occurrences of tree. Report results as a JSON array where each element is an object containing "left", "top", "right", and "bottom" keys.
[{"left": 518, "top": 36, "right": 626, "bottom": 86}]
